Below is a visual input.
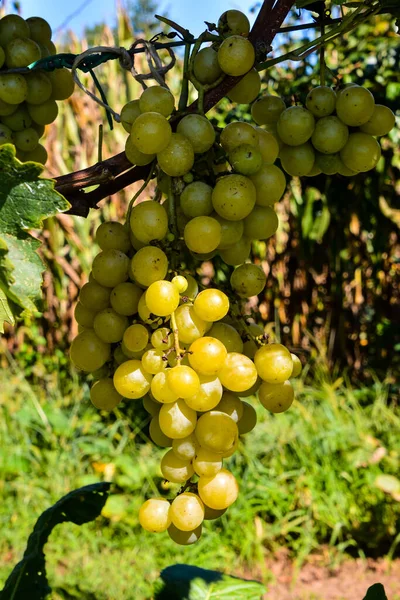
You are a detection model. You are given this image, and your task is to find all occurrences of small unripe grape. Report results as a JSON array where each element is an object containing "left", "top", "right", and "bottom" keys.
[
  {"left": 185, "top": 374, "right": 223, "bottom": 411},
  {"left": 305, "top": 86, "right": 336, "bottom": 117},
  {"left": 168, "top": 523, "right": 202, "bottom": 545},
  {"left": 238, "top": 401, "right": 257, "bottom": 434},
  {"left": 311, "top": 116, "right": 349, "bottom": 154},
  {"left": 335, "top": 85, "right": 375, "bottom": 126},
  {"left": 219, "top": 236, "right": 251, "bottom": 266},
  {"left": 139, "top": 498, "right": 171, "bottom": 533},
  {"left": 113, "top": 359, "right": 152, "bottom": 399},
  {"left": 291, "top": 353, "right": 302, "bottom": 377},
  {"left": 277, "top": 106, "right": 315, "bottom": 146},
  {"left": 340, "top": 132, "right": 381, "bottom": 172},
  {"left": 130, "top": 200, "right": 168, "bottom": 244},
  {"left": 141, "top": 348, "right": 166, "bottom": 374},
  {"left": 218, "top": 352, "right": 258, "bottom": 392},
  {"left": 120, "top": 99, "right": 141, "bottom": 132},
  {"left": 198, "top": 468, "right": 239, "bottom": 510},
  {"left": 193, "top": 47, "right": 222, "bottom": 84},
  {"left": 139, "top": 85, "right": 175, "bottom": 117},
  {"left": 80, "top": 280, "right": 111, "bottom": 312},
  {"left": 184, "top": 216, "right": 221, "bottom": 254},
  {"left": 90, "top": 378, "right": 122, "bottom": 410},
  {"left": 157, "top": 133, "right": 194, "bottom": 177},
  {"left": 280, "top": 143, "right": 315, "bottom": 177},
  {"left": 123, "top": 324, "right": 149, "bottom": 353},
  {"left": 159, "top": 398, "right": 197, "bottom": 439},
  {"left": 161, "top": 449, "right": 194, "bottom": 483},
  {"left": 218, "top": 35, "right": 255, "bottom": 76},
  {"left": 218, "top": 9, "right": 250, "bottom": 35},
  {"left": 70, "top": 330, "right": 110, "bottom": 373},
  {"left": 0, "top": 73, "right": 28, "bottom": 104},
  {"left": 94, "top": 308, "right": 128, "bottom": 343},
  {"left": 359, "top": 104, "right": 396, "bottom": 136},
  {"left": 256, "top": 128, "right": 279, "bottom": 165},
  {"left": 92, "top": 249, "right": 129, "bottom": 288},
  {"left": 171, "top": 275, "right": 188, "bottom": 293},
  {"left": 151, "top": 327, "right": 174, "bottom": 350},
  {"left": 130, "top": 246, "right": 168, "bottom": 288},
  {"left": 251, "top": 95, "right": 286, "bottom": 125},
  {"left": 220, "top": 121, "right": 259, "bottom": 152},
  {"left": 228, "top": 68, "right": 261, "bottom": 104},
  {"left": 110, "top": 282, "right": 141, "bottom": 316},
  {"left": 230, "top": 263, "right": 266, "bottom": 297},
  {"left": 175, "top": 304, "right": 208, "bottom": 344},
  {"left": 254, "top": 343, "right": 293, "bottom": 383},
  {"left": 172, "top": 433, "right": 199, "bottom": 461},
  {"left": 259, "top": 380, "right": 294, "bottom": 413},
  {"left": 167, "top": 365, "right": 200, "bottom": 399},
  {"left": 27, "top": 99, "right": 58, "bottom": 125},
  {"left": 216, "top": 391, "right": 244, "bottom": 422},
  {"left": 193, "top": 289, "right": 229, "bottom": 322},
  {"left": 188, "top": 337, "right": 227, "bottom": 376},
  {"left": 143, "top": 395, "right": 161, "bottom": 416},
  {"left": 212, "top": 174, "right": 256, "bottom": 221},
  {"left": 125, "top": 135, "right": 155, "bottom": 166},
  {"left": 208, "top": 322, "right": 243, "bottom": 353},
  {"left": 131, "top": 111, "right": 172, "bottom": 154},
  {"left": 151, "top": 370, "right": 179, "bottom": 403},
  {"left": 229, "top": 143, "right": 263, "bottom": 175},
  {"left": 177, "top": 114, "right": 216, "bottom": 154}
]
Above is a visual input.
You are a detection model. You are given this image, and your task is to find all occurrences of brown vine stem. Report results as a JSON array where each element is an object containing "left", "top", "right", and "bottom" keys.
[{"left": 55, "top": 0, "right": 295, "bottom": 217}]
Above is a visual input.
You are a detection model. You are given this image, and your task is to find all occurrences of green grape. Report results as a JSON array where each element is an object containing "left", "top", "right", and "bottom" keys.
[
  {"left": 0, "top": 15, "right": 30, "bottom": 47},
  {"left": 244, "top": 205, "right": 278, "bottom": 240},
  {"left": 218, "top": 9, "right": 250, "bottom": 35},
  {"left": 161, "top": 449, "right": 194, "bottom": 483},
  {"left": 5, "top": 37, "right": 41, "bottom": 68},
  {"left": 203, "top": 505, "right": 227, "bottom": 520},
  {"left": 139, "top": 85, "right": 175, "bottom": 117},
  {"left": 217, "top": 35, "right": 255, "bottom": 76},
  {"left": 109, "top": 282, "right": 141, "bottom": 316},
  {"left": 212, "top": 174, "right": 256, "bottom": 221},
  {"left": 218, "top": 352, "right": 258, "bottom": 392},
  {"left": 216, "top": 391, "right": 244, "bottom": 422},
  {"left": 114, "top": 345, "right": 129, "bottom": 365},
  {"left": 37, "top": 43, "right": 50, "bottom": 58},
  {"left": 143, "top": 395, "right": 161, "bottom": 416},
  {"left": 113, "top": 359, "right": 152, "bottom": 399},
  {"left": 172, "top": 433, "right": 198, "bottom": 460},
  {"left": 175, "top": 304, "right": 208, "bottom": 344},
  {"left": 95, "top": 221, "right": 131, "bottom": 253},
  {"left": 48, "top": 68, "right": 75, "bottom": 100},
  {"left": 26, "top": 16, "right": 52, "bottom": 42},
  {"left": 180, "top": 182, "right": 214, "bottom": 218},
  {"left": 137, "top": 293, "right": 161, "bottom": 326},
  {"left": 145, "top": 280, "right": 180, "bottom": 317},
  {"left": 0, "top": 98, "right": 17, "bottom": 117},
  {"left": 131, "top": 111, "right": 172, "bottom": 154},
  {"left": 176, "top": 114, "right": 216, "bottom": 154},
  {"left": 142, "top": 348, "right": 166, "bottom": 374},
  {"left": 185, "top": 374, "right": 223, "bottom": 411},
  {"left": 251, "top": 95, "right": 286, "bottom": 125},
  {"left": 92, "top": 249, "right": 129, "bottom": 288},
  {"left": 0, "top": 73, "right": 28, "bottom": 105},
  {"left": 198, "top": 468, "right": 239, "bottom": 510},
  {"left": 359, "top": 104, "right": 396, "bottom": 136},
  {"left": 0, "top": 123, "right": 13, "bottom": 145},
  {"left": 230, "top": 263, "right": 266, "bottom": 297},
  {"left": 315, "top": 152, "right": 342, "bottom": 175},
  {"left": 280, "top": 143, "right": 315, "bottom": 177},
  {"left": 22, "top": 143, "right": 47, "bottom": 164},
  {"left": 139, "top": 498, "right": 171, "bottom": 533},
  {"left": 90, "top": 378, "right": 122, "bottom": 410},
  {"left": 13, "top": 127, "right": 39, "bottom": 152},
  {"left": 130, "top": 200, "right": 168, "bottom": 244},
  {"left": 311, "top": 116, "right": 349, "bottom": 154},
  {"left": 157, "top": 133, "right": 194, "bottom": 177},
  {"left": 70, "top": 330, "right": 110, "bottom": 372},
  {"left": 183, "top": 274, "right": 199, "bottom": 299},
  {"left": 193, "top": 47, "right": 222, "bottom": 84},
  {"left": 27, "top": 99, "right": 58, "bottom": 125},
  {"left": 340, "top": 132, "right": 381, "bottom": 172},
  {"left": 170, "top": 492, "right": 204, "bottom": 531},
  {"left": 130, "top": 246, "right": 168, "bottom": 288},
  {"left": 208, "top": 322, "right": 243, "bottom": 353},
  {"left": 256, "top": 128, "right": 279, "bottom": 165},
  {"left": 30, "top": 121, "right": 45, "bottom": 136},
  {"left": 93, "top": 308, "right": 128, "bottom": 343},
  {"left": 193, "top": 289, "right": 229, "bottom": 322},
  {"left": 125, "top": 135, "right": 155, "bottom": 166},
  {"left": 220, "top": 121, "right": 259, "bottom": 152},
  {"left": 74, "top": 301, "right": 96, "bottom": 328},
  {"left": 219, "top": 236, "right": 251, "bottom": 266},
  {"left": 335, "top": 85, "right": 375, "bottom": 126},
  {"left": 168, "top": 523, "right": 202, "bottom": 545},
  {"left": 254, "top": 343, "right": 293, "bottom": 383},
  {"left": 120, "top": 99, "right": 141, "bottom": 133},
  {"left": 149, "top": 415, "right": 172, "bottom": 447},
  {"left": 188, "top": 337, "right": 227, "bottom": 376},
  {"left": 151, "top": 370, "right": 179, "bottom": 403},
  {"left": 167, "top": 365, "right": 200, "bottom": 399},
  {"left": 237, "top": 401, "right": 257, "bottom": 434},
  {"left": 151, "top": 327, "right": 174, "bottom": 350},
  {"left": 336, "top": 158, "right": 358, "bottom": 177},
  {"left": 193, "top": 448, "right": 223, "bottom": 477},
  {"left": 184, "top": 216, "right": 221, "bottom": 254},
  {"left": 277, "top": 106, "right": 315, "bottom": 146},
  {"left": 196, "top": 411, "right": 238, "bottom": 454},
  {"left": 159, "top": 398, "right": 197, "bottom": 439},
  {"left": 172, "top": 275, "right": 188, "bottom": 293},
  {"left": 213, "top": 214, "right": 244, "bottom": 250},
  {"left": 228, "top": 68, "right": 261, "bottom": 104},
  {"left": 229, "top": 144, "right": 263, "bottom": 175},
  {"left": 0, "top": 46, "right": 4, "bottom": 69},
  {"left": 44, "top": 40, "right": 57, "bottom": 55},
  {"left": 306, "top": 163, "right": 322, "bottom": 176},
  {"left": 1, "top": 104, "right": 32, "bottom": 131},
  {"left": 24, "top": 72, "right": 52, "bottom": 105},
  {"left": 123, "top": 324, "right": 149, "bottom": 353},
  {"left": 259, "top": 380, "right": 294, "bottom": 413},
  {"left": 263, "top": 123, "right": 284, "bottom": 149},
  {"left": 305, "top": 86, "right": 336, "bottom": 117},
  {"left": 291, "top": 353, "right": 302, "bottom": 377}
]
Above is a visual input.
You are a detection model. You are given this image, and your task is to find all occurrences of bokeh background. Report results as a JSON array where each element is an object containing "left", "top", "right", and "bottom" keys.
[{"left": 0, "top": 1, "right": 399, "bottom": 598}]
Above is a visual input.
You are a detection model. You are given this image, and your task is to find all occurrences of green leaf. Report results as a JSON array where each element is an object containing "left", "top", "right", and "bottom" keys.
[
  {"left": 363, "top": 583, "right": 388, "bottom": 600},
  {"left": 154, "top": 565, "right": 266, "bottom": 600},
  {"left": 0, "top": 483, "right": 110, "bottom": 600},
  {"left": 0, "top": 144, "right": 70, "bottom": 329}
]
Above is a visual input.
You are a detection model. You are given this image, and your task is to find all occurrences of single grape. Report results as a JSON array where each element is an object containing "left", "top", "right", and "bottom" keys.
[
  {"left": 198, "top": 468, "right": 239, "bottom": 510},
  {"left": 13, "top": 127, "right": 39, "bottom": 152},
  {"left": 196, "top": 411, "right": 238, "bottom": 454},
  {"left": 157, "top": 133, "right": 194, "bottom": 177},
  {"left": 193, "top": 448, "right": 223, "bottom": 478},
  {"left": 193, "top": 289, "right": 229, "bottom": 322},
  {"left": 220, "top": 121, "right": 259, "bottom": 152},
  {"left": 337, "top": 158, "right": 358, "bottom": 177},
  {"left": 0, "top": 15, "right": 30, "bottom": 46},
  {"left": 219, "top": 236, "right": 251, "bottom": 266},
  {"left": 125, "top": 135, "right": 155, "bottom": 166},
  {"left": 172, "top": 433, "right": 199, "bottom": 461},
  {"left": 359, "top": 104, "right": 396, "bottom": 136},
  {"left": 259, "top": 380, "right": 294, "bottom": 413},
  {"left": 48, "top": 68, "right": 75, "bottom": 100},
  {"left": 80, "top": 280, "right": 111, "bottom": 313},
  {"left": 70, "top": 330, "right": 110, "bottom": 372},
  {"left": 141, "top": 348, "right": 166, "bottom": 374},
  {"left": 184, "top": 374, "right": 223, "bottom": 411},
  {"left": 218, "top": 9, "right": 250, "bottom": 35},
  {"left": 340, "top": 132, "right": 381, "bottom": 172},
  {"left": 230, "top": 263, "right": 266, "bottom": 297},
  {"left": 26, "top": 16, "right": 51, "bottom": 42},
  {"left": 130, "top": 246, "right": 168, "bottom": 288},
  {"left": 291, "top": 353, "right": 302, "bottom": 377},
  {"left": 277, "top": 106, "right": 315, "bottom": 146},
  {"left": 113, "top": 359, "right": 152, "bottom": 399},
  {"left": 311, "top": 116, "right": 349, "bottom": 154},
  {"left": 21, "top": 143, "right": 47, "bottom": 164},
  {"left": 256, "top": 128, "right": 280, "bottom": 165},
  {"left": 123, "top": 323, "right": 149, "bottom": 353},
  {"left": 280, "top": 143, "right": 315, "bottom": 177},
  {"left": 193, "top": 47, "right": 222, "bottom": 84},
  {"left": 171, "top": 275, "right": 188, "bottom": 294},
  {"left": 145, "top": 280, "right": 179, "bottom": 317},
  {"left": 0, "top": 123, "right": 13, "bottom": 145},
  {"left": 93, "top": 308, "right": 128, "bottom": 343},
  {"left": 74, "top": 302, "right": 96, "bottom": 328},
  {"left": 161, "top": 449, "right": 194, "bottom": 483},
  {"left": 212, "top": 174, "right": 256, "bottom": 221},
  {"left": 175, "top": 304, "right": 208, "bottom": 344},
  {"left": 183, "top": 274, "right": 199, "bottom": 299},
  {"left": 151, "top": 370, "right": 179, "bottom": 403},
  {"left": 139, "top": 85, "right": 175, "bottom": 117},
  {"left": 92, "top": 249, "right": 129, "bottom": 288},
  {"left": 208, "top": 322, "right": 244, "bottom": 353},
  {"left": 169, "top": 492, "right": 204, "bottom": 531},
  {"left": 216, "top": 391, "right": 244, "bottom": 422},
  {"left": 1, "top": 104, "right": 32, "bottom": 131},
  {"left": 305, "top": 86, "right": 336, "bottom": 117},
  {"left": 251, "top": 95, "right": 286, "bottom": 125},
  {"left": 120, "top": 99, "right": 141, "bottom": 132},
  {"left": 139, "top": 498, "right": 171, "bottom": 533},
  {"left": 218, "top": 352, "right": 258, "bottom": 392},
  {"left": 229, "top": 144, "right": 263, "bottom": 175},
  {"left": 244, "top": 205, "right": 279, "bottom": 240},
  {"left": 203, "top": 505, "right": 227, "bottom": 520},
  {"left": 0, "top": 98, "right": 17, "bottom": 117},
  {"left": 335, "top": 85, "right": 375, "bottom": 126},
  {"left": 180, "top": 181, "right": 213, "bottom": 218},
  {"left": 177, "top": 114, "right": 216, "bottom": 154},
  {"left": 130, "top": 201, "right": 168, "bottom": 244},
  {"left": 168, "top": 523, "right": 202, "bottom": 545},
  {"left": 188, "top": 337, "right": 227, "bottom": 376},
  {"left": 254, "top": 343, "right": 293, "bottom": 383},
  {"left": 24, "top": 72, "right": 52, "bottom": 105},
  {"left": 218, "top": 35, "right": 255, "bottom": 76},
  {"left": 237, "top": 401, "right": 257, "bottom": 434},
  {"left": 110, "top": 282, "right": 141, "bottom": 316},
  {"left": 0, "top": 73, "right": 28, "bottom": 104},
  {"left": 90, "top": 378, "right": 123, "bottom": 410},
  {"left": 167, "top": 365, "right": 200, "bottom": 399},
  {"left": 27, "top": 99, "right": 58, "bottom": 125},
  {"left": 184, "top": 216, "right": 221, "bottom": 254},
  {"left": 143, "top": 395, "right": 161, "bottom": 416},
  {"left": 315, "top": 152, "right": 342, "bottom": 175},
  {"left": 151, "top": 327, "right": 174, "bottom": 350},
  {"left": 5, "top": 37, "right": 41, "bottom": 68},
  {"left": 159, "top": 398, "right": 197, "bottom": 439},
  {"left": 213, "top": 214, "right": 244, "bottom": 250},
  {"left": 228, "top": 68, "right": 261, "bottom": 104},
  {"left": 149, "top": 416, "right": 173, "bottom": 447},
  {"left": 131, "top": 111, "right": 172, "bottom": 154}
]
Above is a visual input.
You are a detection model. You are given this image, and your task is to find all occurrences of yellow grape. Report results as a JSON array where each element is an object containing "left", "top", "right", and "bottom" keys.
[
  {"left": 208, "top": 322, "right": 244, "bottom": 353},
  {"left": 130, "top": 246, "right": 168, "bottom": 288},
  {"left": 157, "top": 133, "right": 194, "bottom": 177},
  {"left": 160, "top": 449, "right": 194, "bottom": 483},
  {"left": 151, "top": 371, "right": 179, "bottom": 403},
  {"left": 168, "top": 523, "right": 202, "bottom": 545},
  {"left": 188, "top": 336, "right": 227, "bottom": 376},
  {"left": 120, "top": 99, "right": 141, "bottom": 132},
  {"left": 151, "top": 327, "right": 174, "bottom": 350},
  {"left": 131, "top": 111, "right": 172, "bottom": 154},
  {"left": 216, "top": 392, "right": 244, "bottom": 422},
  {"left": 251, "top": 95, "right": 286, "bottom": 125},
  {"left": 230, "top": 262, "right": 267, "bottom": 297},
  {"left": 141, "top": 348, "right": 167, "bottom": 374},
  {"left": 139, "top": 85, "right": 175, "bottom": 117},
  {"left": 220, "top": 121, "right": 259, "bottom": 152},
  {"left": 149, "top": 416, "right": 172, "bottom": 447},
  {"left": 145, "top": 280, "right": 180, "bottom": 317},
  {"left": 166, "top": 365, "right": 200, "bottom": 399},
  {"left": 219, "top": 236, "right": 251, "bottom": 266},
  {"left": 130, "top": 200, "right": 168, "bottom": 244},
  {"left": 139, "top": 498, "right": 171, "bottom": 533},
  {"left": 212, "top": 175, "right": 256, "bottom": 221},
  {"left": 193, "top": 47, "right": 222, "bottom": 84},
  {"left": 237, "top": 401, "right": 257, "bottom": 434},
  {"left": 158, "top": 399, "right": 197, "bottom": 439},
  {"left": 193, "top": 289, "right": 229, "bottom": 322},
  {"left": 176, "top": 114, "right": 216, "bottom": 154},
  {"left": 74, "top": 302, "right": 96, "bottom": 328},
  {"left": 258, "top": 380, "right": 294, "bottom": 413},
  {"left": 214, "top": 214, "right": 244, "bottom": 250},
  {"left": 184, "top": 216, "right": 221, "bottom": 254},
  {"left": 90, "top": 378, "right": 122, "bottom": 410},
  {"left": 305, "top": 86, "right": 336, "bottom": 118},
  {"left": 335, "top": 86, "right": 375, "bottom": 126},
  {"left": 193, "top": 448, "right": 223, "bottom": 478},
  {"left": 170, "top": 493, "right": 204, "bottom": 531},
  {"left": 172, "top": 433, "right": 199, "bottom": 461},
  {"left": 184, "top": 374, "right": 223, "bottom": 412},
  {"left": 123, "top": 324, "right": 149, "bottom": 353},
  {"left": 218, "top": 352, "right": 258, "bottom": 392},
  {"left": 359, "top": 104, "right": 396, "bottom": 136},
  {"left": 195, "top": 411, "right": 238, "bottom": 454},
  {"left": 113, "top": 359, "right": 152, "bottom": 399},
  {"left": 218, "top": 9, "right": 250, "bottom": 36},
  {"left": 256, "top": 128, "right": 280, "bottom": 165},
  {"left": 175, "top": 304, "right": 208, "bottom": 344},
  {"left": 228, "top": 68, "right": 261, "bottom": 104},
  {"left": 125, "top": 136, "right": 155, "bottom": 166},
  {"left": 277, "top": 106, "right": 315, "bottom": 146},
  {"left": 217, "top": 35, "right": 255, "bottom": 77},
  {"left": 197, "top": 468, "right": 239, "bottom": 510},
  {"left": 95, "top": 221, "right": 130, "bottom": 253},
  {"left": 291, "top": 353, "right": 302, "bottom": 378},
  {"left": 180, "top": 182, "right": 213, "bottom": 217},
  {"left": 254, "top": 343, "right": 293, "bottom": 383},
  {"left": 171, "top": 275, "right": 188, "bottom": 293},
  {"left": 143, "top": 395, "right": 161, "bottom": 416}
]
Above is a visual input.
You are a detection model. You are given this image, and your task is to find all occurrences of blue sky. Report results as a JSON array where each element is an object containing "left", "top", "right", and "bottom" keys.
[{"left": 14, "top": 0, "right": 256, "bottom": 39}]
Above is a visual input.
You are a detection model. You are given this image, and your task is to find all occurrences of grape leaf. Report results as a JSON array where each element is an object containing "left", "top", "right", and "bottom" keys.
[
  {"left": 363, "top": 583, "right": 388, "bottom": 600},
  {"left": 0, "top": 483, "right": 111, "bottom": 600},
  {"left": 0, "top": 144, "right": 70, "bottom": 330},
  {"left": 154, "top": 564, "right": 266, "bottom": 600}
]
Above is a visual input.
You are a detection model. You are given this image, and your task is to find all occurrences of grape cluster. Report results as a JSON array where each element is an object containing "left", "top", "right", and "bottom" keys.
[
  {"left": 0, "top": 14, "right": 75, "bottom": 164},
  {"left": 250, "top": 84, "right": 395, "bottom": 177}
]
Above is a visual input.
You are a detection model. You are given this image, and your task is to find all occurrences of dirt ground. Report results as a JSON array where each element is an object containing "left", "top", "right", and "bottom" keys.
[{"left": 256, "top": 551, "right": 400, "bottom": 599}]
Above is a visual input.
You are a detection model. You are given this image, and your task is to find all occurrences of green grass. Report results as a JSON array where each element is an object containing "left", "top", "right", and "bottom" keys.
[{"left": 1, "top": 359, "right": 399, "bottom": 600}]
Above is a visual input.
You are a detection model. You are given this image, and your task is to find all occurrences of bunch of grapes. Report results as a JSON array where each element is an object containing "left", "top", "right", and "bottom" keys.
[{"left": 0, "top": 14, "right": 75, "bottom": 164}]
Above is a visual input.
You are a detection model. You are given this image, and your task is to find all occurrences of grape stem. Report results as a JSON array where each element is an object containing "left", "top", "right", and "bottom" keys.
[
  {"left": 125, "top": 160, "right": 156, "bottom": 225},
  {"left": 170, "top": 311, "right": 182, "bottom": 366}
]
